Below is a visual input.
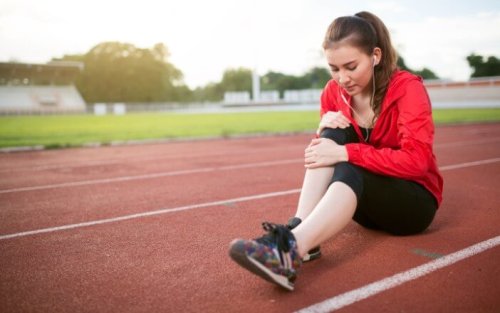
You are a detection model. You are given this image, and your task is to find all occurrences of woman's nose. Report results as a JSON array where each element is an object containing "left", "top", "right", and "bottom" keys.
[{"left": 338, "top": 73, "right": 350, "bottom": 84}]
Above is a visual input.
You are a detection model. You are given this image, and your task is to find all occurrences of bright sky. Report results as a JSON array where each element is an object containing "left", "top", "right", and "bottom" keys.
[{"left": 1, "top": 0, "right": 499, "bottom": 88}]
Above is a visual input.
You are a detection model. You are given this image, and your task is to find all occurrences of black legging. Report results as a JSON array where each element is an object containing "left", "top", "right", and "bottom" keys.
[{"left": 320, "top": 127, "right": 437, "bottom": 236}]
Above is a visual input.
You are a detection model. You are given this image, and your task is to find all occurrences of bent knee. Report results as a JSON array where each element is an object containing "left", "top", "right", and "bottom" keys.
[{"left": 320, "top": 127, "right": 359, "bottom": 145}]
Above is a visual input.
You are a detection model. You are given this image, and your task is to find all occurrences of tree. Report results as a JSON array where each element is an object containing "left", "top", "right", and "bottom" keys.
[
  {"left": 397, "top": 55, "right": 438, "bottom": 79},
  {"left": 191, "top": 83, "right": 224, "bottom": 102},
  {"left": 261, "top": 71, "right": 287, "bottom": 91},
  {"left": 467, "top": 53, "right": 500, "bottom": 78},
  {"left": 191, "top": 67, "right": 253, "bottom": 102},
  {"left": 413, "top": 68, "right": 438, "bottom": 80},
  {"left": 259, "top": 67, "right": 330, "bottom": 97},
  {"left": 55, "top": 42, "right": 188, "bottom": 103},
  {"left": 302, "top": 67, "right": 331, "bottom": 88},
  {"left": 220, "top": 67, "right": 252, "bottom": 92}
]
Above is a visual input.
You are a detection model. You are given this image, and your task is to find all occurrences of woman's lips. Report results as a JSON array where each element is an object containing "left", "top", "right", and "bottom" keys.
[{"left": 345, "top": 85, "right": 356, "bottom": 92}]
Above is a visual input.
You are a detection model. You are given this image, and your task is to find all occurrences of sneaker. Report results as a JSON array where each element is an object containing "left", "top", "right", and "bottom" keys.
[
  {"left": 228, "top": 222, "right": 302, "bottom": 291},
  {"left": 287, "top": 217, "right": 322, "bottom": 262}
]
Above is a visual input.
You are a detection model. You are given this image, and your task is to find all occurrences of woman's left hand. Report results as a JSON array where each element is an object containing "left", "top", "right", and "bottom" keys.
[{"left": 304, "top": 138, "right": 348, "bottom": 169}]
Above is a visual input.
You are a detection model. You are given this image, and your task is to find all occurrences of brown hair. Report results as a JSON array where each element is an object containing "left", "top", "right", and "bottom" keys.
[{"left": 322, "top": 11, "right": 397, "bottom": 117}]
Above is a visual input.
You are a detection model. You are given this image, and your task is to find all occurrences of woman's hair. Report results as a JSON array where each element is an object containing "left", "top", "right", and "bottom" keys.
[{"left": 323, "top": 11, "right": 397, "bottom": 117}]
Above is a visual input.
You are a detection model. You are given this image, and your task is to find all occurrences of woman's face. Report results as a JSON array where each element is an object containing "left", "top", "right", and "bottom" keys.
[{"left": 325, "top": 45, "right": 375, "bottom": 96}]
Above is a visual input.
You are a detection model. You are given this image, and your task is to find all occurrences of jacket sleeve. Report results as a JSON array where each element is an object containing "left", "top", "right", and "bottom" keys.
[{"left": 345, "top": 80, "right": 434, "bottom": 179}]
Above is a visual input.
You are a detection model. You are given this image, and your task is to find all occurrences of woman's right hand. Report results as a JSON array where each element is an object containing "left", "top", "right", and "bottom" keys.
[{"left": 316, "top": 111, "right": 351, "bottom": 135}]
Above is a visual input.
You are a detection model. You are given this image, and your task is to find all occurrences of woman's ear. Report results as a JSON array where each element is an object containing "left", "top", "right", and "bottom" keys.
[{"left": 373, "top": 47, "right": 382, "bottom": 66}]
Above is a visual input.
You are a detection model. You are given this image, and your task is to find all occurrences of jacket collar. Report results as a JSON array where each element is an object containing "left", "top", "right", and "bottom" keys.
[
  {"left": 335, "top": 70, "right": 422, "bottom": 118},
  {"left": 381, "top": 70, "right": 422, "bottom": 111}
]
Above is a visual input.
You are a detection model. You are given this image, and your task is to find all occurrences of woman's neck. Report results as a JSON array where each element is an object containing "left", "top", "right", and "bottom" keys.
[
  {"left": 352, "top": 94, "right": 372, "bottom": 112},
  {"left": 353, "top": 81, "right": 374, "bottom": 109},
  {"left": 351, "top": 94, "right": 375, "bottom": 128}
]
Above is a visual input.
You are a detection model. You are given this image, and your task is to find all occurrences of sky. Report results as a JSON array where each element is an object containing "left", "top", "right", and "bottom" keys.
[{"left": 1, "top": 0, "right": 499, "bottom": 88}]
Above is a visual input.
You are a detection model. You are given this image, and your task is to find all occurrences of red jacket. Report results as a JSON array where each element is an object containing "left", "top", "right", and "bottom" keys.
[{"left": 320, "top": 70, "right": 443, "bottom": 206}]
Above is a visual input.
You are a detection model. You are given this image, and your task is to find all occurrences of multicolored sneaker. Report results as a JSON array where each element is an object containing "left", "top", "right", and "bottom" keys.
[
  {"left": 287, "top": 217, "right": 322, "bottom": 262},
  {"left": 228, "top": 222, "right": 302, "bottom": 291}
]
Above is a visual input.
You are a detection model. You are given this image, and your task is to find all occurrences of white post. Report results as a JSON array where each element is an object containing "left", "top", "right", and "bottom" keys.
[
  {"left": 252, "top": 69, "right": 260, "bottom": 103},
  {"left": 113, "top": 103, "right": 126, "bottom": 115},
  {"left": 94, "top": 103, "right": 107, "bottom": 115}
]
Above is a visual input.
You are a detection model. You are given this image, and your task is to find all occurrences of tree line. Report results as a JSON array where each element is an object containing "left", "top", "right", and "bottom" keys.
[{"left": 53, "top": 41, "right": 500, "bottom": 103}]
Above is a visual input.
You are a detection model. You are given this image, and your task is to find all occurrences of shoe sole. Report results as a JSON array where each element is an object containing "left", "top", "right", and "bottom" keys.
[
  {"left": 229, "top": 240, "right": 294, "bottom": 291},
  {"left": 303, "top": 250, "right": 322, "bottom": 262}
]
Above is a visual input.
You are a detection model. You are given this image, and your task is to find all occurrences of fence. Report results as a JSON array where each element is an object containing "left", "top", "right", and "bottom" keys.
[{"left": 1, "top": 77, "right": 499, "bottom": 115}]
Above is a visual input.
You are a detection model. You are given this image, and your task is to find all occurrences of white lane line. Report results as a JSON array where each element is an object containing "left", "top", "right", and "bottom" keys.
[
  {"left": 0, "top": 157, "right": 498, "bottom": 240},
  {"left": 2, "top": 153, "right": 499, "bottom": 195},
  {"left": 0, "top": 145, "right": 303, "bottom": 173},
  {"left": 295, "top": 235, "right": 500, "bottom": 313},
  {"left": 0, "top": 158, "right": 302, "bottom": 194},
  {"left": 1, "top": 136, "right": 497, "bottom": 174},
  {"left": 0, "top": 189, "right": 301, "bottom": 240},
  {"left": 439, "top": 157, "right": 500, "bottom": 171},
  {"left": 434, "top": 136, "right": 500, "bottom": 148}
]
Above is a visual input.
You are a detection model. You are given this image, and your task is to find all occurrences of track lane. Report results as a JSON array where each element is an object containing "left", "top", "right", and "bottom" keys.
[
  {"left": 1, "top": 123, "right": 499, "bottom": 188},
  {"left": 0, "top": 135, "right": 310, "bottom": 172},
  {"left": 0, "top": 163, "right": 305, "bottom": 234},
  {"left": 1, "top": 123, "right": 499, "bottom": 313},
  {"left": 0, "top": 157, "right": 498, "bottom": 239},
  {"left": 1, "top": 123, "right": 499, "bottom": 241},
  {"left": 0, "top": 145, "right": 305, "bottom": 190},
  {"left": 1, "top": 160, "right": 498, "bottom": 313}
]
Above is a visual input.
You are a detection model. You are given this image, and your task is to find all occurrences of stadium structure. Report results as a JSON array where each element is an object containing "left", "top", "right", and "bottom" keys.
[{"left": 0, "top": 61, "right": 86, "bottom": 114}]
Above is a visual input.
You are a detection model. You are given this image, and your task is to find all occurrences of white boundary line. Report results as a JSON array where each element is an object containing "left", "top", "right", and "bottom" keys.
[
  {"left": 0, "top": 189, "right": 301, "bottom": 240},
  {"left": 0, "top": 145, "right": 302, "bottom": 173},
  {"left": 295, "top": 235, "right": 500, "bottom": 313},
  {"left": 439, "top": 157, "right": 500, "bottom": 171},
  {"left": 1, "top": 135, "right": 498, "bottom": 174},
  {"left": 0, "top": 158, "right": 302, "bottom": 194},
  {"left": 0, "top": 156, "right": 498, "bottom": 311},
  {"left": 434, "top": 136, "right": 500, "bottom": 148},
  {"left": 0, "top": 157, "right": 499, "bottom": 241},
  {"left": 1, "top": 154, "right": 499, "bottom": 195}
]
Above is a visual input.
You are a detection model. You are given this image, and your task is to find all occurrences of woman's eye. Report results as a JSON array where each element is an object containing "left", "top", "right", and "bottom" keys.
[{"left": 330, "top": 66, "right": 356, "bottom": 72}]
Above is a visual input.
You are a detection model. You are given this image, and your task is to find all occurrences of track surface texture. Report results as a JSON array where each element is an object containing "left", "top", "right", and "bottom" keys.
[{"left": 1, "top": 122, "right": 499, "bottom": 313}]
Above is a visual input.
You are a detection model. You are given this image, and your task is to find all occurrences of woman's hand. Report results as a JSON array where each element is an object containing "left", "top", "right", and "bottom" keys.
[
  {"left": 316, "top": 111, "right": 351, "bottom": 135},
  {"left": 304, "top": 138, "right": 348, "bottom": 169}
]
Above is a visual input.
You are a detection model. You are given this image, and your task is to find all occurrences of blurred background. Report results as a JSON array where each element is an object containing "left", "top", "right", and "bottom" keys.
[{"left": 0, "top": 0, "right": 499, "bottom": 147}]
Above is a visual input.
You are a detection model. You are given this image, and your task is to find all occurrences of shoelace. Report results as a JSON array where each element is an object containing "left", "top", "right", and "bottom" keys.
[{"left": 255, "top": 222, "right": 292, "bottom": 254}]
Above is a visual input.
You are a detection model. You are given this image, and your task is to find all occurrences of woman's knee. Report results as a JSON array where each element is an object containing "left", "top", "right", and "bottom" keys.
[{"left": 320, "top": 126, "right": 358, "bottom": 145}]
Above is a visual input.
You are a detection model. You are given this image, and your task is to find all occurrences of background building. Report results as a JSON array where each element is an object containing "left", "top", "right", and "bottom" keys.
[{"left": 0, "top": 61, "right": 86, "bottom": 114}]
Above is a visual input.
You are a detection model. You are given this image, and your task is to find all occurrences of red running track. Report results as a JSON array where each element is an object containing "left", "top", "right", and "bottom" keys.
[{"left": 0, "top": 123, "right": 499, "bottom": 313}]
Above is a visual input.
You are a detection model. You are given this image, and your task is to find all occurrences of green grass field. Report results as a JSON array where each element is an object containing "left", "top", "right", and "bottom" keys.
[{"left": 0, "top": 108, "right": 499, "bottom": 149}]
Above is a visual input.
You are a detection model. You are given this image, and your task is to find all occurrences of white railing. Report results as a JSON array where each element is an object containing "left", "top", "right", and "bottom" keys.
[{"left": 424, "top": 76, "right": 500, "bottom": 88}]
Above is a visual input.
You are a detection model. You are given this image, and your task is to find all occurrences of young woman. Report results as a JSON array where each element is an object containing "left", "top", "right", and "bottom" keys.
[{"left": 228, "top": 11, "right": 444, "bottom": 291}]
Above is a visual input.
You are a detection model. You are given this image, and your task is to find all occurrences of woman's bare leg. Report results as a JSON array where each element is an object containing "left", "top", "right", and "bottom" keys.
[
  {"left": 292, "top": 182, "right": 357, "bottom": 257},
  {"left": 294, "top": 167, "right": 335, "bottom": 220}
]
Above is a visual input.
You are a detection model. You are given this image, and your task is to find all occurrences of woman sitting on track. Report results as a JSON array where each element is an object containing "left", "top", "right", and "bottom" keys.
[{"left": 228, "top": 11, "right": 444, "bottom": 291}]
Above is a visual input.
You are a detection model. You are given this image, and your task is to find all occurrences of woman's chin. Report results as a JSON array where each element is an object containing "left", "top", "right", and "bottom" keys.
[{"left": 345, "top": 86, "right": 359, "bottom": 95}]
